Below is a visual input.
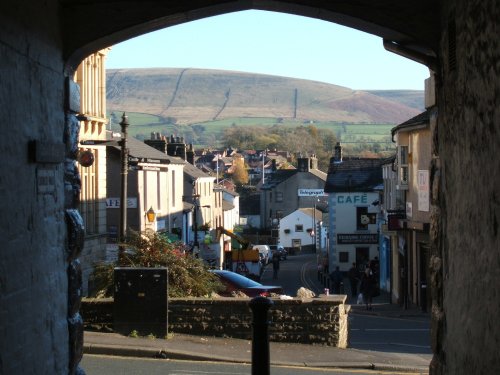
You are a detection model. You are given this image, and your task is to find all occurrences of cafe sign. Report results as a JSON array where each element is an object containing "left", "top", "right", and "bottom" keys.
[
  {"left": 337, "top": 233, "right": 379, "bottom": 244},
  {"left": 106, "top": 197, "right": 138, "bottom": 208}
]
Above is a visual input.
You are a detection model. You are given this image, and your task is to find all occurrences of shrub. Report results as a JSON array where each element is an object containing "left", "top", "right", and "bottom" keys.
[{"left": 91, "top": 230, "right": 223, "bottom": 298}]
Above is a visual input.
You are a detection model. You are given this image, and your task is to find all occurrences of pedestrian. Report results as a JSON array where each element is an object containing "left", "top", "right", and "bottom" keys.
[
  {"left": 347, "top": 263, "right": 360, "bottom": 298},
  {"left": 359, "top": 267, "right": 376, "bottom": 310},
  {"left": 272, "top": 252, "right": 280, "bottom": 280},
  {"left": 329, "top": 266, "right": 343, "bottom": 294},
  {"left": 370, "top": 257, "right": 380, "bottom": 279}
]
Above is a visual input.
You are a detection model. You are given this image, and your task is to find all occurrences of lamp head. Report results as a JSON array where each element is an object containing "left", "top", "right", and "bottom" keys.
[{"left": 146, "top": 206, "right": 156, "bottom": 223}]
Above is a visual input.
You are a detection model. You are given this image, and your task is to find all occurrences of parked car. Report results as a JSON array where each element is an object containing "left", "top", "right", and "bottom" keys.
[
  {"left": 210, "top": 269, "right": 283, "bottom": 297},
  {"left": 269, "top": 244, "right": 287, "bottom": 260}
]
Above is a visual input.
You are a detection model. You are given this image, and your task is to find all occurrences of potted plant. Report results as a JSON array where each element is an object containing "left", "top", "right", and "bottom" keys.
[{"left": 199, "top": 222, "right": 211, "bottom": 232}]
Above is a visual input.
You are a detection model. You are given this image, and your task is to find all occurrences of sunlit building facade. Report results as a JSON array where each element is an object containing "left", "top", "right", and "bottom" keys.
[{"left": 74, "top": 49, "right": 110, "bottom": 295}]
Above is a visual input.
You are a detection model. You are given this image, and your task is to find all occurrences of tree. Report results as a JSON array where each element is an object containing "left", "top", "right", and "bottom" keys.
[
  {"left": 231, "top": 157, "right": 249, "bottom": 185},
  {"left": 90, "top": 230, "right": 222, "bottom": 298}
]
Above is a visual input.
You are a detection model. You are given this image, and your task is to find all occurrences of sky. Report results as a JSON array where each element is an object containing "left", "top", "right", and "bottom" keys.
[{"left": 106, "top": 10, "right": 429, "bottom": 91}]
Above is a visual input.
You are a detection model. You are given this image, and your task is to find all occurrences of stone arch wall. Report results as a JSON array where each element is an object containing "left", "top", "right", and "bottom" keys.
[
  {"left": 62, "top": 1, "right": 439, "bottom": 72},
  {"left": 429, "top": 1, "right": 500, "bottom": 374}
]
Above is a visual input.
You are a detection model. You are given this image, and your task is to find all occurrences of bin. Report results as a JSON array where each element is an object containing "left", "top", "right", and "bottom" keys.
[{"left": 114, "top": 267, "right": 168, "bottom": 337}]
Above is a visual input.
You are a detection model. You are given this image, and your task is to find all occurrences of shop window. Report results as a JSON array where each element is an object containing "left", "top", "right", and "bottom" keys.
[{"left": 339, "top": 252, "right": 349, "bottom": 263}]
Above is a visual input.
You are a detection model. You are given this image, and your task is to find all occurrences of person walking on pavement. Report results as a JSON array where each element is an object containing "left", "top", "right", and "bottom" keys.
[
  {"left": 329, "top": 266, "right": 343, "bottom": 294},
  {"left": 272, "top": 252, "right": 280, "bottom": 280},
  {"left": 347, "top": 263, "right": 360, "bottom": 298},
  {"left": 360, "top": 267, "right": 376, "bottom": 310}
]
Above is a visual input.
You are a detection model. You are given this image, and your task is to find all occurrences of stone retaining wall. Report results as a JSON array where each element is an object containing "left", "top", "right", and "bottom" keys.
[{"left": 81, "top": 296, "right": 349, "bottom": 347}]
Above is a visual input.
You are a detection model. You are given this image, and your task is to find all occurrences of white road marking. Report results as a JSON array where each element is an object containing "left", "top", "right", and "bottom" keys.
[{"left": 365, "top": 328, "right": 429, "bottom": 332}]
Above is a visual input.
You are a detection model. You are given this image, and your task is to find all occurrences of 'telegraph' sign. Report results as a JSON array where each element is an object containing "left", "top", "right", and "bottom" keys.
[{"left": 298, "top": 189, "right": 326, "bottom": 197}]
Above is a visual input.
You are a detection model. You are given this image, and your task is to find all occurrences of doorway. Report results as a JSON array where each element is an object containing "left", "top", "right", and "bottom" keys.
[
  {"left": 356, "top": 247, "right": 370, "bottom": 272},
  {"left": 291, "top": 239, "right": 302, "bottom": 254}
]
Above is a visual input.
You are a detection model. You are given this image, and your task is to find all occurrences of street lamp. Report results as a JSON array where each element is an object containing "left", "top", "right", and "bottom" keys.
[
  {"left": 118, "top": 112, "right": 129, "bottom": 264},
  {"left": 146, "top": 206, "right": 156, "bottom": 223}
]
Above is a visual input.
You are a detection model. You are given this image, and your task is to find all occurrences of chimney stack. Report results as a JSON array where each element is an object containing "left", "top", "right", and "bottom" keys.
[
  {"left": 144, "top": 132, "right": 167, "bottom": 153},
  {"left": 334, "top": 142, "right": 343, "bottom": 163}
]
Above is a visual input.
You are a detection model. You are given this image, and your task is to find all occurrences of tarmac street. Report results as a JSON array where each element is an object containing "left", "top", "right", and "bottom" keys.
[
  {"left": 82, "top": 355, "right": 429, "bottom": 374},
  {"left": 83, "top": 252, "right": 432, "bottom": 373}
]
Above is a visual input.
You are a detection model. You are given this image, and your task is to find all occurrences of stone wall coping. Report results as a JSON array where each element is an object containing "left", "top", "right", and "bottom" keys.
[{"left": 82, "top": 295, "right": 346, "bottom": 305}]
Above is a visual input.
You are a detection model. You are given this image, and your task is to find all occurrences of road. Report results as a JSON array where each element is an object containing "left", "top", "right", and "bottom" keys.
[
  {"left": 260, "top": 252, "right": 323, "bottom": 296},
  {"left": 349, "top": 314, "right": 431, "bottom": 354},
  {"left": 82, "top": 355, "right": 419, "bottom": 375},
  {"left": 261, "top": 252, "right": 431, "bottom": 356}
]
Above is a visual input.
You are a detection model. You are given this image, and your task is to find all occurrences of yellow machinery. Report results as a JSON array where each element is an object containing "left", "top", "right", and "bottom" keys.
[{"left": 215, "top": 227, "right": 261, "bottom": 280}]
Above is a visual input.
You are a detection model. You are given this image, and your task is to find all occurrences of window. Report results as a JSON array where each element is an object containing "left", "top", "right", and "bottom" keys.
[
  {"left": 397, "top": 145, "right": 409, "bottom": 190},
  {"left": 295, "top": 224, "right": 303, "bottom": 232},
  {"left": 339, "top": 252, "right": 349, "bottom": 263},
  {"left": 275, "top": 192, "right": 283, "bottom": 202}
]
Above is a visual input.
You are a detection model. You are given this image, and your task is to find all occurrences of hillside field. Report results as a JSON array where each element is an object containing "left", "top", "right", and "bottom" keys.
[{"left": 109, "top": 112, "right": 395, "bottom": 152}]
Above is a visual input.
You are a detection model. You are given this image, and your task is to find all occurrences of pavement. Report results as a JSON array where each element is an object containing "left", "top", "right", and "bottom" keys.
[{"left": 84, "top": 292, "right": 431, "bottom": 373}]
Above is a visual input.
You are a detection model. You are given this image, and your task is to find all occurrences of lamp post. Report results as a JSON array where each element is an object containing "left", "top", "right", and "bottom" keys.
[
  {"left": 118, "top": 112, "right": 129, "bottom": 264},
  {"left": 192, "top": 198, "right": 200, "bottom": 257}
]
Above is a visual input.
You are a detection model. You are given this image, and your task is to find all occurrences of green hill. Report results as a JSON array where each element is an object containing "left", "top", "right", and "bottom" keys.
[{"left": 106, "top": 68, "right": 423, "bottom": 125}]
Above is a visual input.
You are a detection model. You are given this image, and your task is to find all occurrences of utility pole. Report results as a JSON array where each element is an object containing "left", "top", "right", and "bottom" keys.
[
  {"left": 118, "top": 113, "right": 129, "bottom": 264},
  {"left": 262, "top": 149, "right": 266, "bottom": 185},
  {"left": 313, "top": 203, "right": 317, "bottom": 253}
]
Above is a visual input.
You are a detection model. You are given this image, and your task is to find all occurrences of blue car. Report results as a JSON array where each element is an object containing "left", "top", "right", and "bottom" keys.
[{"left": 210, "top": 269, "right": 283, "bottom": 297}]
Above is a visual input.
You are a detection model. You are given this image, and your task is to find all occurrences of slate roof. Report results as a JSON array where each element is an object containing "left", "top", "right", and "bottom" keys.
[
  {"left": 196, "top": 154, "right": 216, "bottom": 164},
  {"left": 391, "top": 111, "right": 430, "bottom": 138},
  {"left": 217, "top": 186, "right": 239, "bottom": 196},
  {"left": 325, "top": 157, "right": 390, "bottom": 193},
  {"left": 261, "top": 167, "right": 327, "bottom": 190},
  {"left": 297, "top": 207, "right": 323, "bottom": 220},
  {"left": 261, "top": 169, "right": 298, "bottom": 190},
  {"left": 108, "top": 137, "right": 186, "bottom": 164},
  {"left": 183, "top": 161, "right": 213, "bottom": 179}
]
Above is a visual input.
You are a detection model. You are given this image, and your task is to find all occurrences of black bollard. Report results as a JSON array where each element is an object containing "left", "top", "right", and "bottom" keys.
[{"left": 249, "top": 296, "right": 274, "bottom": 375}]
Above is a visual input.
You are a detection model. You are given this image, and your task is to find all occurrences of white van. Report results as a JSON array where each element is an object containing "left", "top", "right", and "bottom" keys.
[{"left": 252, "top": 245, "right": 270, "bottom": 265}]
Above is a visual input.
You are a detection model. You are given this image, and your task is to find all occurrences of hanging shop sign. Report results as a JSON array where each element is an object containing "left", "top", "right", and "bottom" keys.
[{"left": 78, "top": 150, "right": 94, "bottom": 167}]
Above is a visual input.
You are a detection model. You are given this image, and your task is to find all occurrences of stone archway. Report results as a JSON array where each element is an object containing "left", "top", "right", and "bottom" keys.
[{"left": 61, "top": 2, "right": 499, "bottom": 374}]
